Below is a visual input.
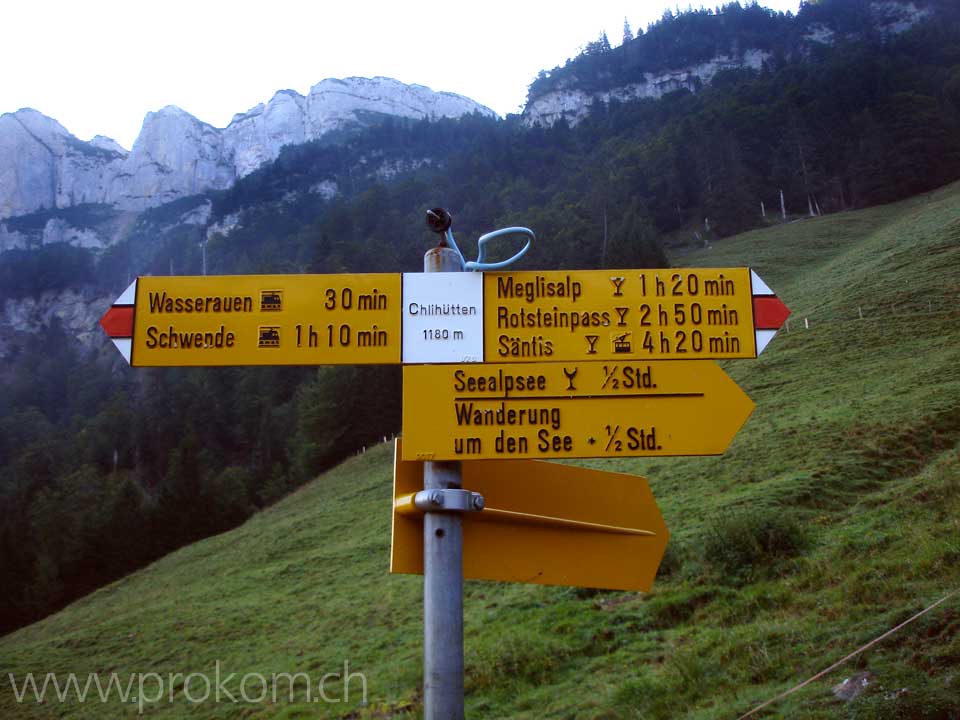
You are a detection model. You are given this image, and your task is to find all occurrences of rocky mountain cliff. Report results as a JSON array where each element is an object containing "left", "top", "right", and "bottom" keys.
[
  {"left": 522, "top": 0, "right": 936, "bottom": 128},
  {"left": 0, "top": 77, "right": 494, "bottom": 220},
  {"left": 224, "top": 77, "right": 494, "bottom": 177},
  {"left": 523, "top": 49, "right": 771, "bottom": 128}
]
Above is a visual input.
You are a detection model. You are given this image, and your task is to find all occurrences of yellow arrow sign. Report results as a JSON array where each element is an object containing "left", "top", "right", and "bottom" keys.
[
  {"left": 99, "top": 270, "right": 788, "bottom": 366},
  {"left": 484, "top": 268, "right": 789, "bottom": 362},
  {"left": 111, "top": 274, "right": 401, "bottom": 366},
  {"left": 391, "top": 440, "right": 670, "bottom": 591},
  {"left": 401, "top": 360, "right": 754, "bottom": 461}
]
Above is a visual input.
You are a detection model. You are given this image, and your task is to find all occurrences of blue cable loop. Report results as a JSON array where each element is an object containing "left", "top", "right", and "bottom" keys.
[
  {"left": 443, "top": 226, "right": 535, "bottom": 271},
  {"left": 442, "top": 228, "right": 465, "bottom": 269}
]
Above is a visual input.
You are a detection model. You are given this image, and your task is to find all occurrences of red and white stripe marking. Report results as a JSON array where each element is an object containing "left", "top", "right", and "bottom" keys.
[
  {"left": 98, "top": 280, "right": 137, "bottom": 364},
  {"left": 751, "top": 270, "right": 791, "bottom": 355}
]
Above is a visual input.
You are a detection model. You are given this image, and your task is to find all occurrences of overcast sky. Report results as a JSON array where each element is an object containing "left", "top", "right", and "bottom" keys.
[{"left": 3, "top": 0, "right": 800, "bottom": 150}]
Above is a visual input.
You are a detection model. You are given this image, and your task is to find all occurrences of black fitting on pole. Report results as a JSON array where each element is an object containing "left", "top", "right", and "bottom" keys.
[{"left": 426, "top": 208, "right": 452, "bottom": 234}]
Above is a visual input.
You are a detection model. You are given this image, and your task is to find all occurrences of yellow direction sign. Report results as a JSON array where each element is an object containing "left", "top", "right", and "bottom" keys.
[
  {"left": 100, "top": 274, "right": 401, "bottom": 366},
  {"left": 402, "top": 360, "right": 754, "bottom": 461},
  {"left": 484, "top": 268, "right": 790, "bottom": 362},
  {"left": 98, "top": 269, "right": 789, "bottom": 366},
  {"left": 391, "top": 440, "right": 670, "bottom": 591}
]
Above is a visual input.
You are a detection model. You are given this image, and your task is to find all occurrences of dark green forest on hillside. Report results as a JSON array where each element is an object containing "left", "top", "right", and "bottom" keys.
[{"left": 3, "top": 0, "right": 960, "bottom": 634}]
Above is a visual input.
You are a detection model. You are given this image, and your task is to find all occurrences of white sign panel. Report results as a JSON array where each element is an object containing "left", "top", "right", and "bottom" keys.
[{"left": 402, "top": 273, "right": 484, "bottom": 363}]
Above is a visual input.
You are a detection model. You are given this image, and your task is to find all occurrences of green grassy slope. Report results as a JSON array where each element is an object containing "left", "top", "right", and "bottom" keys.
[{"left": 2, "top": 183, "right": 960, "bottom": 719}]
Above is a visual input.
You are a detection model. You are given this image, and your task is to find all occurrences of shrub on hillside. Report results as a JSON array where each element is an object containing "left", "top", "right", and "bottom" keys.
[{"left": 701, "top": 507, "right": 809, "bottom": 580}]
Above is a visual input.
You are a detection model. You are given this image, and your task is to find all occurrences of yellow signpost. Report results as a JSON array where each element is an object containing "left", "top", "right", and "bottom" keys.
[
  {"left": 391, "top": 440, "right": 670, "bottom": 591},
  {"left": 100, "top": 268, "right": 789, "bottom": 366},
  {"left": 126, "top": 274, "right": 401, "bottom": 366},
  {"left": 97, "top": 210, "right": 795, "bottom": 720},
  {"left": 401, "top": 360, "right": 754, "bottom": 461},
  {"left": 484, "top": 268, "right": 771, "bottom": 362}
]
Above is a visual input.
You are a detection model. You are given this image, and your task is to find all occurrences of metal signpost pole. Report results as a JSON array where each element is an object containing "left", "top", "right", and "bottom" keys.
[{"left": 422, "top": 226, "right": 465, "bottom": 719}]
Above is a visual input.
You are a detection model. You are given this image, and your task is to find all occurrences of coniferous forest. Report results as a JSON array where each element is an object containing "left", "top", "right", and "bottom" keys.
[{"left": 2, "top": 0, "right": 960, "bottom": 633}]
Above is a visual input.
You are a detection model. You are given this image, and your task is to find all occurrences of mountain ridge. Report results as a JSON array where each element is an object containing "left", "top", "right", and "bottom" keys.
[
  {"left": 0, "top": 1, "right": 947, "bottom": 221},
  {"left": 0, "top": 77, "right": 495, "bottom": 220},
  {"left": 522, "top": 0, "right": 940, "bottom": 127}
]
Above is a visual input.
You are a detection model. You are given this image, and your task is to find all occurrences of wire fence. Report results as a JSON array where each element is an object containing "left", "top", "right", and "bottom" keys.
[{"left": 738, "top": 587, "right": 960, "bottom": 718}]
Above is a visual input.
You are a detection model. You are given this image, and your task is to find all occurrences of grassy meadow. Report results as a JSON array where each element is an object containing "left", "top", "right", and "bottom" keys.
[{"left": 2, "top": 182, "right": 959, "bottom": 718}]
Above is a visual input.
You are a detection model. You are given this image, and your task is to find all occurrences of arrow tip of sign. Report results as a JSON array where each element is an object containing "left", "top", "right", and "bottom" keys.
[
  {"left": 115, "top": 279, "right": 138, "bottom": 306},
  {"left": 753, "top": 295, "right": 791, "bottom": 331},
  {"left": 750, "top": 271, "right": 790, "bottom": 342},
  {"left": 101, "top": 280, "right": 137, "bottom": 364},
  {"left": 111, "top": 338, "right": 132, "bottom": 364},
  {"left": 99, "top": 305, "right": 134, "bottom": 338},
  {"left": 750, "top": 270, "right": 774, "bottom": 296},
  {"left": 755, "top": 329, "right": 778, "bottom": 355}
]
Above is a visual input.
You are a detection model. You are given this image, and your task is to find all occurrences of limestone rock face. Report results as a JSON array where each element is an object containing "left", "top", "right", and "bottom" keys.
[
  {"left": 224, "top": 77, "right": 495, "bottom": 177},
  {"left": 0, "top": 222, "right": 29, "bottom": 251},
  {"left": 178, "top": 200, "right": 213, "bottom": 227},
  {"left": 1, "top": 287, "right": 110, "bottom": 352},
  {"left": 223, "top": 90, "right": 309, "bottom": 178},
  {"left": 206, "top": 211, "right": 242, "bottom": 241},
  {"left": 523, "top": 1, "right": 936, "bottom": 129},
  {"left": 0, "top": 110, "right": 65, "bottom": 218},
  {"left": 523, "top": 50, "right": 771, "bottom": 128},
  {"left": 0, "top": 78, "right": 495, "bottom": 218},
  {"left": 309, "top": 180, "right": 339, "bottom": 200},
  {"left": 869, "top": 1, "right": 933, "bottom": 35},
  {"left": 7, "top": 109, "right": 127, "bottom": 213},
  {"left": 109, "top": 106, "right": 235, "bottom": 210},
  {"left": 89, "top": 136, "right": 128, "bottom": 155},
  {"left": 42, "top": 218, "right": 106, "bottom": 249},
  {"left": 304, "top": 77, "right": 494, "bottom": 135}
]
